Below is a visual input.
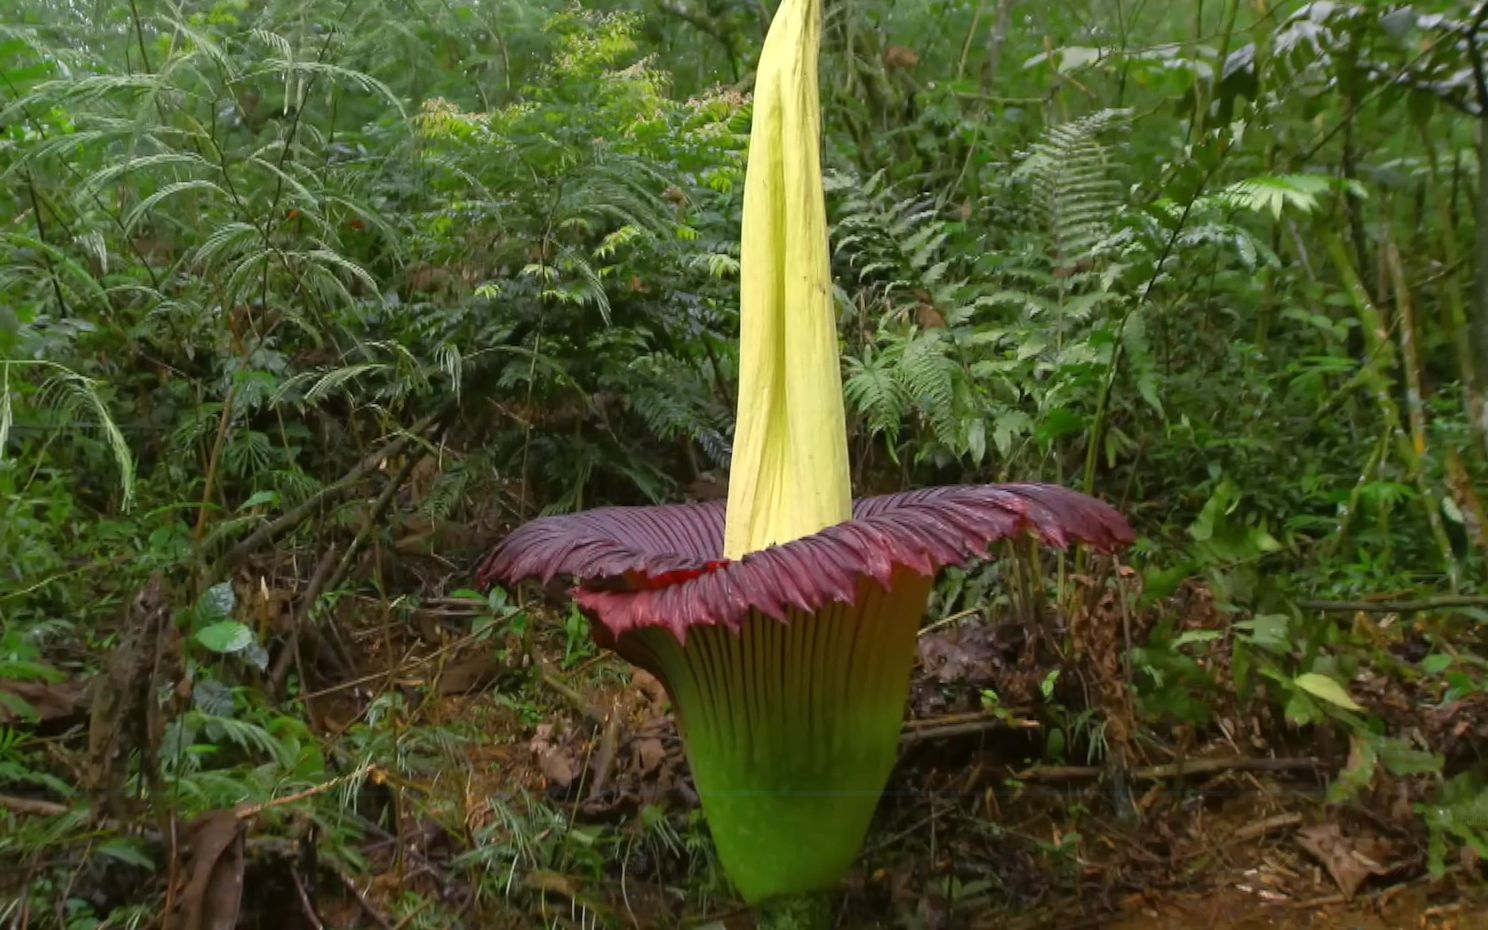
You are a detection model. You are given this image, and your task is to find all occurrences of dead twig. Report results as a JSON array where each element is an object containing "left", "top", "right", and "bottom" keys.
[
  {"left": 1016, "top": 756, "right": 1324, "bottom": 782},
  {"left": 268, "top": 450, "right": 428, "bottom": 700},
  {"left": 586, "top": 710, "right": 624, "bottom": 800},
  {"left": 211, "top": 402, "right": 453, "bottom": 575},
  {"left": 337, "top": 871, "right": 394, "bottom": 930},
  {"left": 290, "top": 868, "right": 325, "bottom": 930},
  {"left": 291, "top": 626, "right": 491, "bottom": 704},
  {"left": 1234, "top": 812, "right": 1304, "bottom": 841},
  {"left": 902, "top": 709, "right": 1034, "bottom": 729},
  {"left": 0, "top": 795, "right": 69, "bottom": 817},
  {"left": 267, "top": 541, "right": 339, "bottom": 697},
  {"left": 1177, "top": 812, "right": 1303, "bottom": 864},
  {"left": 900, "top": 714, "right": 1040, "bottom": 744},
  {"left": 534, "top": 658, "right": 606, "bottom": 726},
  {"left": 1296, "top": 595, "right": 1488, "bottom": 613},
  {"left": 918, "top": 607, "right": 980, "bottom": 637},
  {"left": 234, "top": 763, "right": 374, "bottom": 821},
  {"left": 318, "top": 451, "right": 426, "bottom": 606}
]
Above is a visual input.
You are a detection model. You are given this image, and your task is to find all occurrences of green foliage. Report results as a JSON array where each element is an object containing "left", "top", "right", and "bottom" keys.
[
  {"left": 1010, "top": 108, "right": 1130, "bottom": 268},
  {"left": 1424, "top": 775, "right": 1488, "bottom": 878},
  {"left": 1, "top": 0, "right": 1487, "bottom": 920}
]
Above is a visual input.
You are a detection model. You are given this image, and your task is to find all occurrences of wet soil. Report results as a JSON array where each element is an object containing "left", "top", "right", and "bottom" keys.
[{"left": 1104, "top": 882, "right": 1488, "bottom": 930}]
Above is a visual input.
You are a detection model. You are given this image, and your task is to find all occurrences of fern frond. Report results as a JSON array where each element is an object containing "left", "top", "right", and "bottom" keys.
[
  {"left": 123, "top": 180, "right": 227, "bottom": 233},
  {"left": 843, "top": 352, "right": 909, "bottom": 444},
  {"left": 901, "top": 332, "right": 962, "bottom": 445},
  {"left": 1012, "top": 108, "right": 1131, "bottom": 265}
]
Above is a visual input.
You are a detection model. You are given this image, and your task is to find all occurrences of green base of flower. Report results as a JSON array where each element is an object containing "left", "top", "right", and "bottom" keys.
[
  {"left": 756, "top": 892, "right": 832, "bottom": 930},
  {"left": 626, "top": 570, "right": 932, "bottom": 903}
]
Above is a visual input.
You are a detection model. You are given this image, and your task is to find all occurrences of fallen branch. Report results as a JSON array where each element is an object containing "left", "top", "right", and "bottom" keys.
[
  {"left": 291, "top": 868, "right": 325, "bottom": 930},
  {"left": 1016, "top": 756, "right": 1324, "bottom": 782},
  {"left": 1177, "top": 812, "right": 1303, "bottom": 864},
  {"left": 0, "top": 794, "right": 70, "bottom": 817},
  {"left": 210, "top": 401, "right": 453, "bottom": 575},
  {"left": 319, "top": 451, "right": 426, "bottom": 605},
  {"left": 1296, "top": 595, "right": 1488, "bottom": 613},
  {"left": 291, "top": 626, "right": 492, "bottom": 704},
  {"left": 902, "top": 709, "right": 1033, "bottom": 729},
  {"left": 266, "top": 541, "right": 339, "bottom": 697},
  {"left": 534, "top": 658, "right": 606, "bottom": 726},
  {"left": 337, "top": 871, "right": 394, "bottom": 930},
  {"left": 900, "top": 712, "right": 1039, "bottom": 744},
  {"left": 1233, "top": 811, "right": 1304, "bottom": 841},
  {"left": 586, "top": 710, "right": 624, "bottom": 801},
  {"left": 234, "top": 763, "right": 374, "bottom": 821},
  {"left": 267, "top": 450, "right": 429, "bottom": 700}
]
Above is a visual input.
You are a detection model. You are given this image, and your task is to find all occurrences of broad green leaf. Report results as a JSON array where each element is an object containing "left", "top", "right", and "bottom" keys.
[
  {"left": 1233, "top": 614, "right": 1289, "bottom": 652},
  {"left": 197, "top": 620, "right": 254, "bottom": 654},
  {"left": 200, "top": 582, "right": 236, "bottom": 620},
  {"left": 1293, "top": 672, "right": 1363, "bottom": 712},
  {"left": 1283, "top": 691, "right": 1321, "bottom": 726},
  {"left": 96, "top": 837, "right": 155, "bottom": 869},
  {"left": 1421, "top": 654, "right": 1453, "bottom": 675},
  {"left": 238, "top": 490, "right": 279, "bottom": 511},
  {"left": 992, "top": 410, "right": 1032, "bottom": 457},
  {"left": 1173, "top": 630, "right": 1223, "bottom": 648},
  {"left": 1378, "top": 738, "right": 1442, "bottom": 778},
  {"left": 965, "top": 418, "right": 986, "bottom": 464}
]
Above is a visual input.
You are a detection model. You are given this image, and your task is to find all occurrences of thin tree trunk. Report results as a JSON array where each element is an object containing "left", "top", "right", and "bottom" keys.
[
  {"left": 1468, "top": 4, "right": 1488, "bottom": 448},
  {"left": 980, "top": 0, "right": 1014, "bottom": 92},
  {"left": 1434, "top": 198, "right": 1488, "bottom": 456},
  {"left": 1474, "top": 83, "right": 1488, "bottom": 443},
  {"left": 1328, "top": 234, "right": 1458, "bottom": 582},
  {"left": 1385, "top": 237, "right": 1460, "bottom": 585}
]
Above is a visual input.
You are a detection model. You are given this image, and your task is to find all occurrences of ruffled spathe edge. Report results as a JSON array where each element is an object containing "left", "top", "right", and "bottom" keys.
[{"left": 476, "top": 483, "right": 1134, "bottom": 645}]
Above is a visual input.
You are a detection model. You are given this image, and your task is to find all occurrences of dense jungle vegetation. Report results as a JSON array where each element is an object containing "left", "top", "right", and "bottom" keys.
[{"left": 2, "top": 0, "right": 1488, "bottom": 927}]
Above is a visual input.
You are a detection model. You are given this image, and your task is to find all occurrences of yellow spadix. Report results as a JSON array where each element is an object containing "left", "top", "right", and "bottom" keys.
[{"left": 723, "top": 0, "right": 850, "bottom": 560}]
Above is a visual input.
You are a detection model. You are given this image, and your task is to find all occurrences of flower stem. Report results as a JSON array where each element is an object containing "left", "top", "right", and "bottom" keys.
[{"left": 757, "top": 893, "right": 832, "bottom": 930}]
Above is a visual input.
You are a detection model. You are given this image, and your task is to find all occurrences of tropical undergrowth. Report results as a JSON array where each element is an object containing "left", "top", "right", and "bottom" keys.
[{"left": 1, "top": 0, "right": 1487, "bottom": 927}]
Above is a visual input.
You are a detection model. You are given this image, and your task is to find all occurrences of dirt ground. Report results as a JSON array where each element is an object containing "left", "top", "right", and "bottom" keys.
[
  {"left": 1103, "top": 883, "right": 1488, "bottom": 930},
  {"left": 186, "top": 594, "right": 1488, "bottom": 930}
]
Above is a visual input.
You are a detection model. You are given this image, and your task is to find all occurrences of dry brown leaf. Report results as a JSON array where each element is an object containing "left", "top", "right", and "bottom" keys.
[
  {"left": 177, "top": 810, "right": 247, "bottom": 930},
  {"left": 529, "top": 723, "right": 578, "bottom": 788},
  {"left": 0, "top": 678, "right": 85, "bottom": 725},
  {"left": 435, "top": 655, "right": 505, "bottom": 696},
  {"left": 1295, "top": 823, "right": 1397, "bottom": 899},
  {"left": 634, "top": 737, "right": 666, "bottom": 775},
  {"left": 87, "top": 576, "right": 179, "bottom": 818},
  {"left": 631, "top": 669, "right": 668, "bottom": 714}
]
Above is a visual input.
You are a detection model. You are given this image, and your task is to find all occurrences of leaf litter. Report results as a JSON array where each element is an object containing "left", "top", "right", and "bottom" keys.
[{"left": 5, "top": 577, "right": 1487, "bottom": 929}]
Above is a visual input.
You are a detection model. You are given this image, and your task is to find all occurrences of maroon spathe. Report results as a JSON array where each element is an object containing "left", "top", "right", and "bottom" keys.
[{"left": 477, "top": 483, "right": 1134, "bottom": 645}]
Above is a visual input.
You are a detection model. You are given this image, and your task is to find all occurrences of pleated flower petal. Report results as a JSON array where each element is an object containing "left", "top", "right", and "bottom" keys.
[{"left": 477, "top": 483, "right": 1134, "bottom": 645}]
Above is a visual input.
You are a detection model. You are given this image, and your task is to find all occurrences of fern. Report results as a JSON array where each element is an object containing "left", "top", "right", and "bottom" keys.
[
  {"left": 628, "top": 354, "right": 732, "bottom": 469},
  {"left": 834, "top": 112, "right": 1139, "bottom": 473},
  {"left": 1, "top": 361, "right": 135, "bottom": 508},
  {"left": 1010, "top": 108, "right": 1130, "bottom": 269},
  {"left": 843, "top": 348, "right": 909, "bottom": 446},
  {"left": 831, "top": 170, "right": 961, "bottom": 315},
  {"left": 900, "top": 332, "right": 964, "bottom": 447}
]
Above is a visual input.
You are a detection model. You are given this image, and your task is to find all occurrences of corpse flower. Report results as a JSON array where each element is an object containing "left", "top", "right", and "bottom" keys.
[{"left": 477, "top": 0, "right": 1133, "bottom": 915}]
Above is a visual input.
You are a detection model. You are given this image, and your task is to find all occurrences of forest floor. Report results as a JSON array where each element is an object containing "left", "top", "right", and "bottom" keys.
[
  {"left": 7, "top": 570, "right": 1486, "bottom": 929},
  {"left": 216, "top": 579, "right": 1488, "bottom": 930}
]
